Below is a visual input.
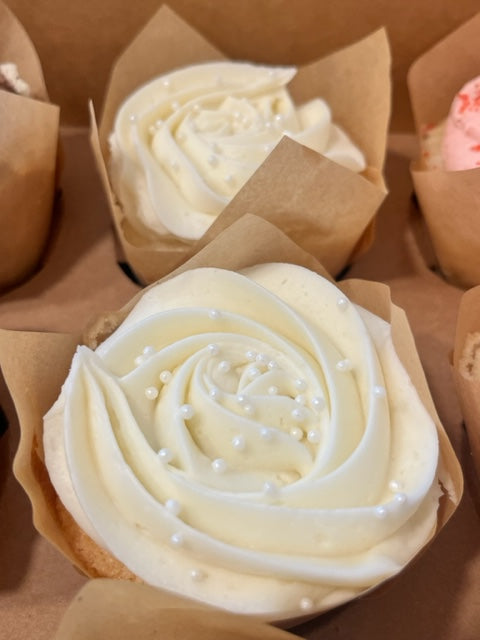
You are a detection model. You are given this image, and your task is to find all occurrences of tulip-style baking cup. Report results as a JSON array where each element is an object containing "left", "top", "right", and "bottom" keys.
[
  {"left": 1, "top": 215, "right": 462, "bottom": 624},
  {"left": 408, "top": 12, "right": 480, "bottom": 289},
  {"left": 90, "top": 4, "right": 390, "bottom": 284},
  {"left": 52, "top": 579, "right": 302, "bottom": 640},
  {"left": 452, "top": 285, "right": 480, "bottom": 480},
  {"left": 0, "top": 1, "right": 60, "bottom": 291}
]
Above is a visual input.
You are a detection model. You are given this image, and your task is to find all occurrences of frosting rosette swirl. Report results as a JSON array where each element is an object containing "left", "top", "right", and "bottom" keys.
[
  {"left": 109, "top": 62, "right": 366, "bottom": 241},
  {"left": 44, "top": 264, "right": 440, "bottom": 619}
]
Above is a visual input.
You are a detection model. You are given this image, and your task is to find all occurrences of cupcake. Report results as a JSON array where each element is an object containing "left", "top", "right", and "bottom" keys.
[
  {"left": 409, "top": 13, "right": 480, "bottom": 288},
  {"left": 0, "top": 1, "right": 60, "bottom": 290},
  {"left": 421, "top": 75, "right": 480, "bottom": 171},
  {"left": 39, "top": 260, "right": 450, "bottom": 620},
  {"left": 108, "top": 61, "right": 366, "bottom": 243},
  {"left": 0, "top": 61, "right": 31, "bottom": 96},
  {"left": 452, "top": 285, "right": 480, "bottom": 480},
  {"left": 91, "top": 4, "right": 390, "bottom": 284}
]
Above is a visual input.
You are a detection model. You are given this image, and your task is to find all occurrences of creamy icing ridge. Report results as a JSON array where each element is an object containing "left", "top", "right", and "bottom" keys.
[
  {"left": 43, "top": 264, "right": 440, "bottom": 619},
  {"left": 109, "top": 62, "right": 366, "bottom": 242}
]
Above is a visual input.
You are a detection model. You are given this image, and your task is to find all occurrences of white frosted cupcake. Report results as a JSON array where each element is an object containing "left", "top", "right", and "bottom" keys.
[
  {"left": 109, "top": 62, "right": 366, "bottom": 243},
  {"left": 43, "top": 263, "right": 442, "bottom": 621}
]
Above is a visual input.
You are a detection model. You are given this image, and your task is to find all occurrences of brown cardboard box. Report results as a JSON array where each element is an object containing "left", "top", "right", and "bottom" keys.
[{"left": 1, "top": 2, "right": 480, "bottom": 640}]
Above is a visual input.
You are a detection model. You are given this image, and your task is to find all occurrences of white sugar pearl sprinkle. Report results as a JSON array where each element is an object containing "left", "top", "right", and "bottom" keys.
[
  {"left": 159, "top": 370, "right": 172, "bottom": 384},
  {"left": 290, "top": 426, "right": 303, "bottom": 440},
  {"left": 145, "top": 386, "right": 159, "bottom": 400},
  {"left": 307, "top": 430, "right": 321, "bottom": 443},
  {"left": 165, "top": 499, "right": 181, "bottom": 516},
  {"left": 263, "top": 481, "right": 278, "bottom": 497},
  {"left": 311, "top": 396, "right": 325, "bottom": 411},
  {"left": 337, "top": 296, "right": 349, "bottom": 310},
  {"left": 291, "top": 408, "right": 306, "bottom": 422},
  {"left": 232, "top": 435, "right": 246, "bottom": 451},
  {"left": 158, "top": 448, "right": 173, "bottom": 463},
  {"left": 178, "top": 404, "right": 195, "bottom": 419},
  {"left": 162, "top": 78, "right": 171, "bottom": 89},
  {"left": 225, "top": 174, "right": 235, "bottom": 185},
  {"left": 260, "top": 427, "right": 274, "bottom": 440},
  {"left": 207, "top": 343, "right": 220, "bottom": 355},
  {"left": 336, "top": 359, "right": 352, "bottom": 372},
  {"left": 267, "top": 360, "right": 278, "bottom": 370},
  {"left": 245, "top": 350, "right": 257, "bottom": 362},
  {"left": 247, "top": 366, "right": 261, "bottom": 379},
  {"left": 134, "top": 355, "right": 146, "bottom": 366},
  {"left": 295, "top": 394, "right": 307, "bottom": 405},
  {"left": 243, "top": 403, "right": 254, "bottom": 416},
  {"left": 209, "top": 387, "right": 221, "bottom": 401},
  {"left": 389, "top": 480, "right": 402, "bottom": 492},
  {"left": 189, "top": 568, "right": 206, "bottom": 582},
  {"left": 143, "top": 345, "right": 156, "bottom": 356},
  {"left": 129, "top": 114, "right": 137, "bottom": 123},
  {"left": 268, "top": 386, "right": 278, "bottom": 395},
  {"left": 256, "top": 353, "right": 269, "bottom": 365},
  {"left": 212, "top": 458, "right": 227, "bottom": 473},
  {"left": 208, "top": 309, "right": 221, "bottom": 320},
  {"left": 394, "top": 492, "right": 407, "bottom": 505},
  {"left": 295, "top": 379, "right": 307, "bottom": 391},
  {"left": 170, "top": 532, "right": 184, "bottom": 547},
  {"left": 373, "top": 385, "right": 386, "bottom": 398},
  {"left": 300, "top": 597, "right": 314, "bottom": 611},
  {"left": 237, "top": 394, "right": 247, "bottom": 405},
  {"left": 218, "top": 360, "right": 231, "bottom": 373},
  {"left": 375, "top": 505, "right": 387, "bottom": 519}
]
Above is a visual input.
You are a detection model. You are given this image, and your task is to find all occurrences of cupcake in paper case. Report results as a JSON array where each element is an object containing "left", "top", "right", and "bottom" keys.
[
  {"left": 452, "top": 285, "right": 480, "bottom": 481},
  {"left": 24, "top": 255, "right": 460, "bottom": 622},
  {"left": 408, "top": 13, "right": 480, "bottom": 288},
  {"left": 421, "top": 75, "right": 480, "bottom": 171},
  {"left": 0, "top": 2, "right": 59, "bottom": 290},
  {"left": 108, "top": 61, "right": 366, "bottom": 243},
  {"left": 90, "top": 4, "right": 390, "bottom": 284}
]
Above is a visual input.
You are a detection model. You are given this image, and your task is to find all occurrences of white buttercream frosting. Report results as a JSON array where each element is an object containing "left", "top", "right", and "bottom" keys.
[
  {"left": 109, "top": 62, "right": 366, "bottom": 242},
  {"left": 43, "top": 264, "right": 440, "bottom": 619}
]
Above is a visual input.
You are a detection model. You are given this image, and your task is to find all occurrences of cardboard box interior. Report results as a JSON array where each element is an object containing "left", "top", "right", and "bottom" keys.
[{"left": 1, "top": 2, "right": 480, "bottom": 639}]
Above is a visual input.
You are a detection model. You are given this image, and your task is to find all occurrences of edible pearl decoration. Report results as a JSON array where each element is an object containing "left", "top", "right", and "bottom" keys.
[
  {"left": 178, "top": 404, "right": 195, "bottom": 420},
  {"left": 144, "top": 386, "right": 159, "bottom": 400},
  {"left": 211, "top": 458, "right": 227, "bottom": 474},
  {"left": 170, "top": 532, "right": 184, "bottom": 547},
  {"left": 159, "top": 370, "right": 172, "bottom": 384},
  {"left": 158, "top": 448, "right": 173, "bottom": 463},
  {"left": 232, "top": 435, "right": 246, "bottom": 451},
  {"left": 336, "top": 359, "right": 352, "bottom": 372},
  {"left": 165, "top": 499, "right": 181, "bottom": 516}
]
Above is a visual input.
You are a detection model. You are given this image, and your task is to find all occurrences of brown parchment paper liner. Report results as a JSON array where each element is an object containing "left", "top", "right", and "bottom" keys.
[
  {"left": 0, "top": 214, "right": 462, "bottom": 623},
  {"left": 408, "top": 12, "right": 480, "bottom": 289},
  {"left": 52, "top": 579, "right": 302, "bottom": 640},
  {"left": 0, "top": 1, "right": 60, "bottom": 291},
  {"left": 90, "top": 3, "right": 390, "bottom": 285},
  {"left": 452, "top": 285, "right": 480, "bottom": 479}
]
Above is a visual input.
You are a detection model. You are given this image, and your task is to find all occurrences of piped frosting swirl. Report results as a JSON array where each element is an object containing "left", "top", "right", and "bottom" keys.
[
  {"left": 44, "top": 264, "right": 440, "bottom": 619},
  {"left": 109, "top": 62, "right": 366, "bottom": 241}
]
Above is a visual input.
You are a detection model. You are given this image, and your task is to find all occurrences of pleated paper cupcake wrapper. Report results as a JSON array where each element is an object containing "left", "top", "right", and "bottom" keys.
[
  {"left": 51, "top": 579, "right": 302, "bottom": 640},
  {"left": 408, "top": 12, "right": 480, "bottom": 289},
  {"left": 0, "top": 215, "right": 462, "bottom": 625},
  {"left": 0, "top": 1, "right": 60, "bottom": 291},
  {"left": 90, "top": 3, "right": 390, "bottom": 285},
  {"left": 452, "top": 285, "right": 480, "bottom": 481}
]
